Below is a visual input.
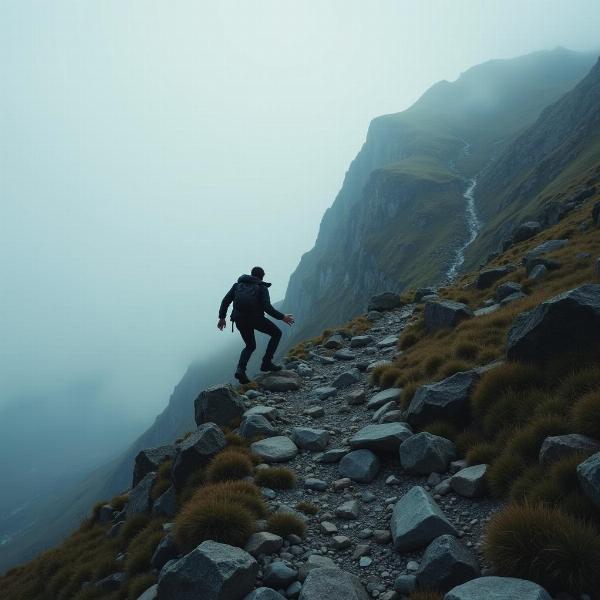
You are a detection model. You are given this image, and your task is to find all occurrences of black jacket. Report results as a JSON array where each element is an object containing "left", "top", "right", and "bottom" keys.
[{"left": 219, "top": 274, "right": 285, "bottom": 322}]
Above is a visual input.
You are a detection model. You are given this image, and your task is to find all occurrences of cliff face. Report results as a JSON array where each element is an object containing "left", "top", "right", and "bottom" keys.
[{"left": 282, "top": 49, "right": 597, "bottom": 342}]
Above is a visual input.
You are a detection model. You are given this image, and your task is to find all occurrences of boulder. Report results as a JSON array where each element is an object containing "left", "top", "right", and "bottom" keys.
[
  {"left": 372, "top": 401, "right": 396, "bottom": 423},
  {"left": 297, "top": 363, "right": 314, "bottom": 378},
  {"left": 539, "top": 434, "right": 600, "bottom": 467},
  {"left": 291, "top": 427, "right": 329, "bottom": 451},
  {"left": 338, "top": 449, "right": 380, "bottom": 483},
  {"left": 251, "top": 436, "right": 298, "bottom": 463},
  {"left": 151, "top": 534, "right": 178, "bottom": 570},
  {"left": 138, "top": 584, "right": 158, "bottom": 600},
  {"left": 512, "top": 221, "right": 541, "bottom": 243},
  {"left": 495, "top": 282, "right": 522, "bottom": 303},
  {"left": 424, "top": 300, "right": 473, "bottom": 332},
  {"left": 313, "top": 386, "right": 338, "bottom": 400},
  {"left": 347, "top": 389, "right": 367, "bottom": 405},
  {"left": 244, "top": 532, "right": 283, "bottom": 557},
  {"left": 133, "top": 444, "right": 175, "bottom": 487},
  {"left": 406, "top": 370, "right": 480, "bottom": 428},
  {"left": 194, "top": 385, "right": 245, "bottom": 427},
  {"left": 474, "top": 304, "right": 500, "bottom": 317},
  {"left": 450, "top": 464, "right": 488, "bottom": 498},
  {"left": 577, "top": 451, "right": 600, "bottom": 508},
  {"left": 256, "top": 372, "right": 300, "bottom": 392},
  {"left": 415, "top": 287, "right": 437, "bottom": 302},
  {"left": 323, "top": 335, "right": 344, "bottom": 350},
  {"left": 239, "top": 414, "right": 277, "bottom": 439},
  {"left": 97, "top": 504, "right": 115, "bottom": 525},
  {"left": 157, "top": 540, "right": 258, "bottom": 600},
  {"left": 95, "top": 572, "right": 126, "bottom": 591},
  {"left": 400, "top": 432, "right": 456, "bottom": 474},
  {"left": 444, "top": 576, "right": 551, "bottom": 600},
  {"left": 126, "top": 472, "right": 156, "bottom": 517},
  {"left": 525, "top": 256, "right": 561, "bottom": 276},
  {"left": 528, "top": 263, "right": 548, "bottom": 280},
  {"left": 318, "top": 447, "right": 350, "bottom": 463},
  {"left": 390, "top": 486, "right": 458, "bottom": 551},
  {"left": 377, "top": 335, "right": 399, "bottom": 348},
  {"left": 416, "top": 534, "right": 480, "bottom": 591},
  {"left": 500, "top": 291, "right": 527, "bottom": 305},
  {"left": 368, "top": 292, "right": 402, "bottom": 312},
  {"left": 262, "top": 561, "right": 298, "bottom": 588},
  {"left": 298, "top": 555, "right": 336, "bottom": 581},
  {"left": 299, "top": 567, "right": 369, "bottom": 600},
  {"left": 367, "top": 388, "right": 402, "bottom": 409},
  {"left": 153, "top": 485, "right": 177, "bottom": 518},
  {"left": 367, "top": 310, "right": 383, "bottom": 320},
  {"left": 332, "top": 369, "right": 361, "bottom": 389},
  {"left": 349, "top": 423, "right": 413, "bottom": 453},
  {"left": 507, "top": 284, "right": 600, "bottom": 363},
  {"left": 524, "top": 240, "right": 568, "bottom": 266},
  {"left": 244, "top": 405, "right": 279, "bottom": 421},
  {"left": 475, "top": 265, "right": 515, "bottom": 290},
  {"left": 350, "top": 335, "right": 373, "bottom": 348},
  {"left": 171, "top": 423, "right": 227, "bottom": 489},
  {"left": 336, "top": 499, "right": 360, "bottom": 519},
  {"left": 244, "top": 588, "right": 286, "bottom": 600},
  {"left": 333, "top": 348, "right": 356, "bottom": 361}
]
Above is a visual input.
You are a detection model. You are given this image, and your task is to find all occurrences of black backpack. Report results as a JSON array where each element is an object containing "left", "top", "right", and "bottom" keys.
[{"left": 233, "top": 282, "right": 261, "bottom": 314}]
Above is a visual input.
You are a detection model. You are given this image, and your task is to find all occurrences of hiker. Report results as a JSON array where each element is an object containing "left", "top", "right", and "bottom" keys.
[{"left": 218, "top": 266, "right": 295, "bottom": 383}]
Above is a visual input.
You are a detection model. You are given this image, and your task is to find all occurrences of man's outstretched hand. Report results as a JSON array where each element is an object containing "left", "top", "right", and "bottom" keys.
[
  {"left": 283, "top": 314, "right": 295, "bottom": 326},
  {"left": 217, "top": 318, "right": 227, "bottom": 331}
]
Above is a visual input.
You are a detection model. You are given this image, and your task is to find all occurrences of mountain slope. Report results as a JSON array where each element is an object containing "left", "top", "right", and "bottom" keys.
[{"left": 281, "top": 48, "right": 596, "bottom": 343}]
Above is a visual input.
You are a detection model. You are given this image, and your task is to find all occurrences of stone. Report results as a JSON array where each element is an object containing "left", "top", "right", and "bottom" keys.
[
  {"left": 366, "top": 359, "right": 393, "bottom": 373},
  {"left": 347, "top": 389, "right": 367, "bottom": 405},
  {"left": 194, "top": 384, "right": 245, "bottom": 427},
  {"left": 367, "top": 310, "right": 383, "bottom": 321},
  {"left": 297, "top": 363, "right": 314, "bottom": 378},
  {"left": 406, "top": 370, "right": 479, "bottom": 428},
  {"left": 351, "top": 335, "right": 374, "bottom": 348},
  {"left": 291, "top": 427, "right": 329, "bottom": 451},
  {"left": 305, "top": 478, "right": 328, "bottom": 491},
  {"left": 257, "top": 373, "right": 301, "bottom": 392},
  {"left": 373, "top": 401, "right": 397, "bottom": 423},
  {"left": 424, "top": 300, "right": 474, "bottom": 332},
  {"left": 367, "top": 388, "right": 402, "bottom": 410},
  {"left": 593, "top": 200, "right": 600, "bottom": 226},
  {"left": 525, "top": 257, "right": 561, "bottom": 276},
  {"left": 415, "top": 288, "right": 437, "bottom": 302},
  {"left": 323, "top": 334, "right": 345, "bottom": 349},
  {"left": 394, "top": 575, "right": 416, "bottom": 594},
  {"left": 95, "top": 572, "right": 126, "bottom": 591},
  {"left": 286, "top": 581, "right": 302, "bottom": 598},
  {"left": 507, "top": 284, "right": 600, "bottom": 363},
  {"left": 377, "top": 335, "right": 399, "bottom": 348},
  {"left": 298, "top": 555, "right": 336, "bottom": 581},
  {"left": 318, "top": 447, "right": 350, "bottom": 463},
  {"left": 474, "top": 304, "right": 500, "bottom": 317},
  {"left": 334, "top": 348, "right": 356, "bottom": 361},
  {"left": 381, "top": 410, "right": 404, "bottom": 423},
  {"left": 151, "top": 535, "right": 178, "bottom": 570},
  {"left": 475, "top": 265, "right": 515, "bottom": 290},
  {"left": 338, "top": 449, "right": 380, "bottom": 483},
  {"left": 500, "top": 291, "right": 527, "bottom": 306},
  {"left": 251, "top": 436, "right": 298, "bottom": 463},
  {"left": 244, "top": 532, "right": 283, "bottom": 557},
  {"left": 359, "top": 556, "right": 372, "bottom": 567},
  {"left": 321, "top": 521, "right": 338, "bottom": 534},
  {"left": 157, "top": 541, "right": 258, "bottom": 600},
  {"left": 416, "top": 534, "right": 480, "bottom": 591},
  {"left": 332, "top": 535, "right": 352, "bottom": 549},
  {"left": 512, "top": 221, "right": 541, "bottom": 243},
  {"left": 335, "top": 500, "right": 360, "bottom": 519},
  {"left": 577, "top": 451, "right": 600, "bottom": 508},
  {"left": 349, "top": 423, "right": 413, "bottom": 453},
  {"left": 126, "top": 472, "right": 156, "bottom": 517},
  {"left": 244, "top": 405, "right": 279, "bottom": 421},
  {"left": 495, "top": 281, "right": 522, "bottom": 302},
  {"left": 263, "top": 561, "right": 298, "bottom": 588},
  {"left": 399, "top": 432, "right": 456, "bottom": 474},
  {"left": 107, "top": 521, "right": 125, "bottom": 538},
  {"left": 245, "top": 389, "right": 263, "bottom": 399},
  {"left": 539, "top": 434, "right": 600, "bottom": 466},
  {"left": 172, "top": 423, "right": 227, "bottom": 488},
  {"left": 450, "top": 464, "right": 488, "bottom": 498},
  {"left": 444, "top": 576, "right": 551, "bottom": 600},
  {"left": 332, "top": 369, "right": 361, "bottom": 389},
  {"left": 240, "top": 414, "right": 277, "bottom": 439},
  {"left": 244, "top": 588, "right": 286, "bottom": 600},
  {"left": 304, "top": 406, "right": 325, "bottom": 418},
  {"left": 352, "top": 544, "right": 370, "bottom": 559},
  {"left": 153, "top": 485, "right": 177, "bottom": 518},
  {"left": 368, "top": 292, "right": 402, "bottom": 312},
  {"left": 313, "top": 386, "right": 338, "bottom": 400},
  {"left": 390, "top": 486, "right": 458, "bottom": 551},
  {"left": 97, "top": 504, "right": 114, "bottom": 525},
  {"left": 524, "top": 239, "right": 568, "bottom": 265},
  {"left": 133, "top": 444, "right": 175, "bottom": 486},
  {"left": 373, "top": 529, "right": 392, "bottom": 544},
  {"left": 299, "top": 567, "right": 369, "bottom": 600},
  {"left": 137, "top": 585, "right": 158, "bottom": 600}
]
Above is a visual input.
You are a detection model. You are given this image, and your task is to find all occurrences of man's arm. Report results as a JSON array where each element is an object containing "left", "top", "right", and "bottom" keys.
[
  {"left": 219, "top": 284, "right": 236, "bottom": 320},
  {"left": 261, "top": 287, "right": 285, "bottom": 320}
]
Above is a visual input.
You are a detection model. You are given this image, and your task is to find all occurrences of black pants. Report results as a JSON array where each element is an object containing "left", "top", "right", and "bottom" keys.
[{"left": 235, "top": 316, "right": 282, "bottom": 370}]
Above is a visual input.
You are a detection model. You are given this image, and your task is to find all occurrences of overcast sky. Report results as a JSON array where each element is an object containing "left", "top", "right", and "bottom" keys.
[{"left": 1, "top": 0, "right": 599, "bottom": 430}]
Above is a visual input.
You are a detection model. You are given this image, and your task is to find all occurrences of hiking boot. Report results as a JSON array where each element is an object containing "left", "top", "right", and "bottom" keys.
[
  {"left": 234, "top": 367, "right": 250, "bottom": 384},
  {"left": 261, "top": 359, "right": 282, "bottom": 372}
]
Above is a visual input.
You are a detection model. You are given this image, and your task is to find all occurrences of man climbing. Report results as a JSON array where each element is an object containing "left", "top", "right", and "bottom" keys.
[{"left": 218, "top": 266, "right": 295, "bottom": 384}]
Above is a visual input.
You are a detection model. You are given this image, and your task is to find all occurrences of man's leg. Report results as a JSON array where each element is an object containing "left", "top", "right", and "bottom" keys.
[
  {"left": 254, "top": 317, "right": 282, "bottom": 367},
  {"left": 236, "top": 321, "right": 256, "bottom": 379}
]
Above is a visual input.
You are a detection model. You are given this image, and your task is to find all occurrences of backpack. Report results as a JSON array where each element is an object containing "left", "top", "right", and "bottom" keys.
[{"left": 233, "top": 282, "right": 261, "bottom": 314}]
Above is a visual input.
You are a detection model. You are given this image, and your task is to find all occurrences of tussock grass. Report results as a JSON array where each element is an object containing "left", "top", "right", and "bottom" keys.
[
  {"left": 254, "top": 467, "right": 297, "bottom": 489},
  {"left": 206, "top": 450, "right": 254, "bottom": 483},
  {"left": 266, "top": 513, "right": 307, "bottom": 538},
  {"left": 422, "top": 421, "right": 458, "bottom": 441},
  {"left": 124, "top": 520, "right": 164, "bottom": 576},
  {"left": 408, "top": 591, "right": 443, "bottom": 600},
  {"left": 126, "top": 573, "right": 157, "bottom": 600},
  {"left": 295, "top": 501, "right": 319, "bottom": 515},
  {"left": 571, "top": 390, "right": 600, "bottom": 438},
  {"left": 466, "top": 442, "right": 497, "bottom": 466},
  {"left": 119, "top": 513, "right": 151, "bottom": 545}
]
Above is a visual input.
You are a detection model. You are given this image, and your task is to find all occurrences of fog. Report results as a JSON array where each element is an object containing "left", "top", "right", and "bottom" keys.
[{"left": 1, "top": 0, "right": 599, "bottom": 513}]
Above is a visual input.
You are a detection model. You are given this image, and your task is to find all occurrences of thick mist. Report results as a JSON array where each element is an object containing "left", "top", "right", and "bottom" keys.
[{"left": 1, "top": 0, "right": 599, "bottom": 528}]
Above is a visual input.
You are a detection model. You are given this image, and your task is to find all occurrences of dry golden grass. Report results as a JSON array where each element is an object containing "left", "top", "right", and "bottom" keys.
[
  {"left": 266, "top": 512, "right": 307, "bottom": 538},
  {"left": 206, "top": 449, "right": 254, "bottom": 483},
  {"left": 254, "top": 466, "right": 297, "bottom": 489}
]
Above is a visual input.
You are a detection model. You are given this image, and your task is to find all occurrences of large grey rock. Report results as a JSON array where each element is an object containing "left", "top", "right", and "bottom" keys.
[
  {"left": 95, "top": 572, "right": 126, "bottom": 591},
  {"left": 323, "top": 334, "right": 345, "bottom": 349},
  {"left": 153, "top": 485, "right": 177, "bottom": 518},
  {"left": 507, "top": 284, "right": 600, "bottom": 363},
  {"left": 349, "top": 423, "right": 413, "bottom": 453},
  {"left": 299, "top": 567, "right": 369, "bottom": 600},
  {"left": 424, "top": 300, "right": 473, "bottom": 332},
  {"left": 495, "top": 281, "right": 522, "bottom": 303},
  {"left": 244, "top": 405, "right": 279, "bottom": 421},
  {"left": 291, "top": 427, "right": 329, "bottom": 451},
  {"left": 524, "top": 239, "right": 568, "bottom": 264},
  {"left": 338, "top": 449, "right": 380, "bottom": 483},
  {"left": 390, "top": 486, "right": 458, "bottom": 551},
  {"left": 97, "top": 504, "right": 115, "bottom": 525},
  {"left": 372, "top": 401, "right": 396, "bottom": 423},
  {"left": 133, "top": 444, "right": 175, "bottom": 486},
  {"left": 298, "top": 555, "right": 336, "bottom": 581},
  {"left": 500, "top": 291, "right": 527, "bottom": 306},
  {"left": 318, "top": 447, "right": 350, "bottom": 463},
  {"left": 244, "top": 532, "right": 283, "bottom": 557},
  {"left": 158, "top": 540, "right": 258, "bottom": 600},
  {"left": 172, "top": 423, "right": 227, "bottom": 489},
  {"left": 577, "top": 451, "right": 600, "bottom": 508},
  {"left": 475, "top": 265, "right": 515, "bottom": 290},
  {"left": 332, "top": 368, "right": 361, "bottom": 389},
  {"left": 151, "top": 534, "right": 178, "bottom": 570},
  {"left": 350, "top": 335, "right": 373, "bottom": 348},
  {"left": 528, "top": 264, "right": 548, "bottom": 280},
  {"left": 194, "top": 385, "right": 245, "bottom": 427},
  {"left": 251, "top": 436, "right": 298, "bottom": 463},
  {"left": 367, "top": 388, "right": 402, "bottom": 409},
  {"left": 406, "top": 370, "right": 479, "bottom": 428},
  {"left": 377, "top": 335, "right": 399, "bottom": 348},
  {"left": 450, "top": 465, "right": 488, "bottom": 498},
  {"left": 400, "top": 432, "right": 456, "bottom": 474},
  {"left": 444, "top": 576, "right": 551, "bottom": 600},
  {"left": 239, "top": 414, "right": 277, "bottom": 439},
  {"left": 416, "top": 534, "right": 480, "bottom": 591},
  {"left": 512, "top": 221, "right": 541, "bottom": 243},
  {"left": 368, "top": 292, "right": 402, "bottom": 312},
  {"left": 539, "top": 434, "right": 600, "bottom": 467},
  {"left": 525, "top": 256, "right": 561, "bottom": 276},
  {"left": 263, "top": 561, "right": 298, "bottom": 588},
  {"left": 137, "top": 584, "right": 158, "bottom": 600},
  {"left": 244, "top": 588, "right": 286, "bottom": 600},
  {"left": 313, "top": 386, "right": 338, "bottom": 400},
  {"left": 415, "top": 287, "right": 437, "bottom": 302},
  {"left": 126, "top": 472, "right": 156, "bottom": 517},
  {"left": 256, "top": 371, "right": 301, "bottom": 392},
  {"left": 333, "top": 348, "right": 356, "bottom": 361}
]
